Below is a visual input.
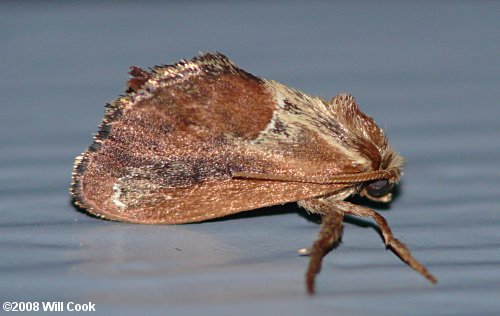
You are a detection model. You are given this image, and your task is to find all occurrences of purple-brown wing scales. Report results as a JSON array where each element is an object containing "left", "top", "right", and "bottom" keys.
[{"left": 71, "top": 53, "right": 351, "bottom": 224}]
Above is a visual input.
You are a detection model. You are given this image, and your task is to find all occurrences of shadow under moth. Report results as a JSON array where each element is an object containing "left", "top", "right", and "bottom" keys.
[{"left": 71, "top": 52, "right": 437, "bottom": 294}]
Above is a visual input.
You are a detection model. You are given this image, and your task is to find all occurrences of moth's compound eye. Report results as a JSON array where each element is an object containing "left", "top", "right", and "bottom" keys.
[{"left": 366, "top": 179, "right": 394, "bottom": 198}]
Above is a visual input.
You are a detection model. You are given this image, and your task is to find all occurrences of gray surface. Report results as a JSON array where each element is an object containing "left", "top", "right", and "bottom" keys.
[{"left": 1, "top": 2, "right": 499, "bottom": 315}]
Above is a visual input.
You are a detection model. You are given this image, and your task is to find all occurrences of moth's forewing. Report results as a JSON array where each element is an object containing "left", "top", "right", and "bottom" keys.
[{"left": 72, "top": 54, "right": 354, "bottom": 224}]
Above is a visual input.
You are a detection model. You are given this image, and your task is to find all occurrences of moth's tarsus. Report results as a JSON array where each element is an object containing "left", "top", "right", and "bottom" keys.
[
  {"left": 305, "top": 208, "right": 344, "bottom": 295},
  {"left": 387, "top": 241, "right": 438, "bottom": 284},
  {"left": 342, "top": 204, "right": 438, "bottom": 285},
  {"left": 297, "top": 248, "right": 311, "bottom": 256}
]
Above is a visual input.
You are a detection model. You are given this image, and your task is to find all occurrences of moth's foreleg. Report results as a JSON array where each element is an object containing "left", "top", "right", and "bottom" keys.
[
  {"left": 298, "top": 199, "right": 344, "bottom": 295},
  {"left": 332, "top": 200, "right": 438, "bottom": 284}
]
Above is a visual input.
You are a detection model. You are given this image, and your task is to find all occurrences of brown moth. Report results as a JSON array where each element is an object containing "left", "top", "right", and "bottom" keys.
[{"left": 71, "top": 52, "right": 437, "bottom": 294}]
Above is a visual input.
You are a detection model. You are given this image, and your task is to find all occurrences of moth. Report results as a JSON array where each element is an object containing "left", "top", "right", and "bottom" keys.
[{"left": 71, "top": 52, "right": 437, "bottom": 294}]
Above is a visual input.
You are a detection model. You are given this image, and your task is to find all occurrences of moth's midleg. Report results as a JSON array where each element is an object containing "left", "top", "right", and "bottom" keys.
[
  {"left": 331, "top": 200, "right": 437, "bottom": 284},
  {"left": 298, "top": 199, "right": 344, "bottom": 295}
]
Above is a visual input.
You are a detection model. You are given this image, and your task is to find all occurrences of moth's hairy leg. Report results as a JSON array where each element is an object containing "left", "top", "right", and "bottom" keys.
[
  {"left": 331, "top": 199, "right": 438, "bottom": 284},
  {"left": 298, "top": 199, "right": 344, "bottom": 295}
]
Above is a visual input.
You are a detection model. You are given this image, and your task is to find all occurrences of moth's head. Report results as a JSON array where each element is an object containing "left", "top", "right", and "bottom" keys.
[
  {"left": 326, "top": 93, "right": 404, "bottom": 204},
  {"left": 360, "top": 179, "right": 395, "bottom": 203},
  {"left": 358, "top": 150, "right": 403, "bottom": 203}
]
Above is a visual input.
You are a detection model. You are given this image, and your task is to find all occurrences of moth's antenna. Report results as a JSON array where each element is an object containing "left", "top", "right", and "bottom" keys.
[{"left": 232, "top": 169, "right": 397, "bottom": 184}]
